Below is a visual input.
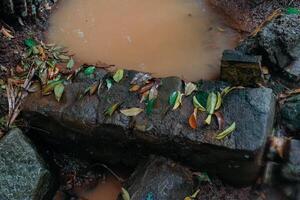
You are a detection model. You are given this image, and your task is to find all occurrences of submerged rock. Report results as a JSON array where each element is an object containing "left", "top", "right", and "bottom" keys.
[
  {"left": 0, "top": 128, "right": 53, "bottom": 200},
  {"left": 220, "top": 49, "right": 263, "bottom": 86},
  {"left": 22, "top": 69, "right": 276, "bottom": 185},
  {"left": 237, "top": 15, "right": 300, "bottom": 82},
  {"left": 120, "top": 156, "right": 193, "bottom": 200},
  {"left": 281, "top": 94, "right": 300, "bottom": 132}
]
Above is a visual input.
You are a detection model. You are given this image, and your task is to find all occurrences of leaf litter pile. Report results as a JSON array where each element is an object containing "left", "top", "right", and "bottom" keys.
[{"left": 0, "top": 36, "right": 239, "bottom": 142}]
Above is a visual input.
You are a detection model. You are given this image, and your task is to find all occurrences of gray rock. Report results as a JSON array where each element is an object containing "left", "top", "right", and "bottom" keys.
[
  {"left": 0, "top": 128, "right": 53, "bottom": 200},
  {"left": 121, "top": 156, "right": 193, "bottom": 200},
  {"left": 22, "top": 69, "right": 276, "bottom": 185},
  {"left": 281, "top": 94, "right": 300, "bottom": 132},
  {"left": 237, "top": 15, "right": 300, "bottom": 81},
  {"left": 281, "top": 139, "right": 300, "bottom": 182}
]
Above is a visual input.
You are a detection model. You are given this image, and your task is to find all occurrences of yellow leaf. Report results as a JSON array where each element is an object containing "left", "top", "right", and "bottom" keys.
[
  {"left": 121, "top": 187, "right": 131, "bottom": 200},
  {"left": 216, "top": 122, "right": 236, "bottom": 140},
  {"left": 185, "top": 82, "right": 197, "bottom": 96},
  {"left": 173, "top": 92, "right": 183, "bottom": 110},
  {"left": 113, "top": 69, "right": 124, "bottom": 83},
  {"left": 215, "top": 92, "right": 222, "bottom": 110},
  {"left": 120, "top": 108, "right": 143, "bottom": 117}
]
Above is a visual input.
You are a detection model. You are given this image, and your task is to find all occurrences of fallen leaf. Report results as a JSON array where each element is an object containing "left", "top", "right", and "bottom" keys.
[
  {"left": 58, "top": 54, "right": 70, "bottom": 60},
  {"left": 131, "top": 72, "right": 152, "bottom": 85},
  {"left": 286, "top": 7, "right": 300, "bottom": 15},
  {"left": 193, "top": 96, "right": 206, "bottom": 112},
  {"left": 146, "top": 99, "right": 156, "bottom": 115},
  {"left": 129, "top": 84, "right": 140, "bottom": 92},
  {"left": 28, "top": 82, "right": 41, "bottom": 93},
  {"left": 215, "top": 92, "right": 222, "bottom": 110},
  {"left": 42, "top": 80, "right": 63, "bottom": 95},
  {"left": 67, "top": 58, "right": 75, "bottom": 69},
  {"left": 104, "top": 103, "right": 121, "bottom": 116},
  {"left": 148, "top": 86, "right": 158, "bottom": 100},
  {"left": 24, "top": 38, "right": 37, "bottom": 48},
  {"left": 0, "top": 26, "right": 14, "bottom": 39},
  {"left": 113, "top": 69, "right": 124, "bottom": 83},
  {"left": 173, "top": 92, "right": 183, "bottom": 110},
  {"left": 120, "top": 107, "right": 143, "bottom": 116},
  {"left": 140, "top": 91, "right": 149, "bottom": 103},
  {"left": 221, "top": 87, "right": 235, "bottom": 97},
  {"left": 195, "top": 91, "right": 209, "bottom": 107},
  {"left": 217, "top": 27, "right": 225, "bottom": 32},
  {"left": 185, "top": 82, "right": 197, "bottom": 96},
  {"left": 205, "top": 92, "right": 217, "bottom": 125},
  {"left": 189, "top": 108, "right": 198, "bottom": 129},
  {"left": 89, "top": 82, "right": 99, "bottom": 95},
  {"left": 214, "top": 111, "right": 225, "bottom": 130},
  {"left": 169, "top": 91, "right": 179, "bottom": 107},
  {"left": 54, "top": 83, "right": 64, "bottom": 102},
  {"left": 139, "top": 82, "right": 154, "bottom": 94},
  {"left": 121, "top": 187, "right": 131, "bottom": 200},
  {"left": 106, "top": 78, "right": 113, "bottom": 90},
  {"left": 84, "top": 66, "right": 96, "bottom": 76},
  {"left": 216, "top": 122, "right": 236, "bottom": 140}
]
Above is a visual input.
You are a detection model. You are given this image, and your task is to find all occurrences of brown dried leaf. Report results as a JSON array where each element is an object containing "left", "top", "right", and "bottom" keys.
[
  {"left": 189, "top": 108, "right": 198, "bottom": 129},
  {"left": 214, "top": 111, "right": 225, "bottom": 130}
]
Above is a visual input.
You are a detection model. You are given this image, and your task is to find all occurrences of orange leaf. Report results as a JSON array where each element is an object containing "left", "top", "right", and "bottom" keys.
[{"left": 189, "top": 108, "right": 198, "bottom": 129}]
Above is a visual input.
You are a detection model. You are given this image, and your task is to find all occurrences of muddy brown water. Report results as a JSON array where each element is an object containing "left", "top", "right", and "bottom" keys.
[
  {"left": 47, "top": 0, "right": 239, "bottom": 81},
  {"left": 79, "top": 177, "right": 122, "bottom": 200}
]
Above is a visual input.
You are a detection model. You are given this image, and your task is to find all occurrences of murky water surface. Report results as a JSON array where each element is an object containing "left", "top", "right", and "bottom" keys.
[
  {"left": 80, "top": 177, "right": 121, "bottom": 200},
  {"left": 48, "top": 0, "right": 238, "bottom": 81}
]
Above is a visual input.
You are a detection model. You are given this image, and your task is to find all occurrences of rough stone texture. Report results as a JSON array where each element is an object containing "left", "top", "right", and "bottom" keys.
[
  {"left": 22, "top": 69, "right": 276, "bottom": 185},
  {"left": 237, "top": 15, "right": 300, "bottom": 82},
  {"left": 120, "top": 156, "right": 193, "bottom": 200},
  {"left": 281, "top": 139, "right": 300, "bottom": 182},
  {"left": 281, "top": 94, "right": 300, "bottom": 132},
  {"left": 0, "top": 128, "right": 53, "bottom": 200},
  {"left": 220, "top": 50, "right": 263, "bottom": 86},
  {"left": 208, "top": 0, "right": 300, "bottom": 33}
]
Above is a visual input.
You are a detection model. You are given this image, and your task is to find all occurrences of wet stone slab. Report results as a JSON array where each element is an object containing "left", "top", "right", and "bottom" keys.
[
  {"left": 0, "top": 129, "right": 53, "bottom": 200},
  {"left": 22, "top": 69, "right": 276, "bottom": 185},
  {"left": 119, "top": 156, "right": 193, "bottom": 200}
]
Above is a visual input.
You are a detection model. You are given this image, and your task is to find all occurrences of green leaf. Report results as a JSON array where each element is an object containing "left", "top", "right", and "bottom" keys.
[
  {"left": 54, "top": 83, "right": 64, "bottom": 102},
  {"left": 84, "top": 66, "right": 96, "bottom": 76},
  {"left": 113, "top": 69, "right": 124, "bottom": 83},
  {"left": 206, "top": 92, "right": 217, "bottom": 115},
  {"left": 286, "top": 7, "right": 300, "bottom": 15},
  {"left": 205, "top": 92, "right": 217, "bottom": 125},
  {"left": 106, "top": 78, "right": 113, "bottom": 90},
  {"left": 24, "top": 38, "right": 37, "bottom": 48},
  {"left": 104, "top": 103, "right": 121, "bottom": 116},
  {"left": 169, "top": 91, "right": 179, "bottom": 107},
  {"left": 121, "top": 187, "right": 131, "bottom": 200},
  {"left": 42, "top": 80, "right": 63, "bottom": 95},
  {"left": 67, "top": 58, "right": 75, "bottom": 69},
  {"left": 146, "top": 99, "right": 156, "bottom": 115},
  {"left": 173, "top": 92, "right": 183, "bottom": 110},
  {"left": 120, "top": 108, "right": 143, "bottom": 116},
  {"left": 215, "top": 92, "right": 222, "bottom": 110},
  {"left": 195, "top": 91, "right": 209, "bottom": 107},
  {"left": 216, "top": 122, "right": 236, "bottom": 140},
  {"left": 193, "top": 96, "right": 206, "bottom": 112}
]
